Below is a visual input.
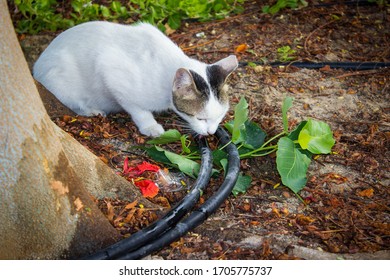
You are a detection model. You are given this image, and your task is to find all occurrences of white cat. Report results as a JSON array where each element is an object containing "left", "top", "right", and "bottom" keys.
[{"left": 33, "top": 21, "right": 238, "bottom": 137}]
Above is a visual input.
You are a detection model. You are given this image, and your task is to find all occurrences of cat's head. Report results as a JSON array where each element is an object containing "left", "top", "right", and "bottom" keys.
[{"left": 172, "top": 55, "right": 238, "bottom": 136}]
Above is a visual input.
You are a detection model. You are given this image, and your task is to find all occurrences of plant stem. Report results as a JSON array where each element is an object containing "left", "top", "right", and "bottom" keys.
[
  {"left": 239, "top": 131, "right": 286, "bottom": 159},
  {"left": 240, "top": 148, "right": 277, "bottom": 159},
  {"left": 218, "top": 139, "right": 232, "bottom": 151},
  {"left": 262, "top": 131, "right": 286, "bottom": 148}
]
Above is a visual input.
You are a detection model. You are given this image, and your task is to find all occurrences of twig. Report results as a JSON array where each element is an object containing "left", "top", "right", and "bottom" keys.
[
  {"left": 180, "top": 36, "right": 221, "bottom": 51},
  {"left": 336, "top": 69, "right": 384, "bottom": 79}
]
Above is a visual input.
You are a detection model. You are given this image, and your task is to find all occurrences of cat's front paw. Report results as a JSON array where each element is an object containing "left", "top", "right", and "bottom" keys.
[{"left": 140, "top": 124, "right": 165, "bottom": 137}]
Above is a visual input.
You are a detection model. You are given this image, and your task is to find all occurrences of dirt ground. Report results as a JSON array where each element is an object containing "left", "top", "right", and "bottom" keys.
[{"left": 15, "top": 1, "right": 389, "bottom": 259}]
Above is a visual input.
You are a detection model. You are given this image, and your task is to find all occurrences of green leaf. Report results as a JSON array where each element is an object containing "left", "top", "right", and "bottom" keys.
[
  {"left": 144, "top": 146, "right": 171, "bottom": 165},
  {"left": 146, "top": 129, "right": 182, "bottom": 145},
  {"left": 180, "top": 135, "right": 191, "bottom": 154},
  {"left": 225, "top": 119, "right": 266, "bottom": 149},
  {"left": 276, "top": 136, "right": 311, "bottom": 193},
  {"left": 288, "top": 120, "right": 307, "bottom": 141},
  {"left": 150, "top": 146, "right": 200, "bottom": 178},
  {"left": 231, "top": 173, "right": 252, "bottom": 196},
  {"left": 167, "top": 13, "right": 182, "bottom": 29},
  {"left": 101, "top": 6, "right": 111, "bottom": 18},
  {"left": 298, "top": 119, "right": 335, "bottom": 154},
  {"left": 212, "top": 149, "right": 228, "bottom": 168},
  {"left": 282, "top": 96, "right": 293, "bottom": 133},
  {"left": 243, "top": 121, "right": 266, "bottom": 149},
  {"left": 231, "top": 97, "right": 249, "bottom": 143}
]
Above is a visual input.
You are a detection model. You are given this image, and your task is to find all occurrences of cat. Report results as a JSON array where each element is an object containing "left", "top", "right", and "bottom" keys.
[{"left": 33, "top": 21, "right": 238, "bottom": 137}]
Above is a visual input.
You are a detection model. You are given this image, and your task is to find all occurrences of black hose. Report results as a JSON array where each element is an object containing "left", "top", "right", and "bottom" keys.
[
  {"left": 83, "top": 136, "right": 213, "bottom": 260},
  {"left": 239, "top": 61, "right": 390, "bottom": 70},
  {"left": 315, "top": 1, "right": 380, "bottom": 7},
  {"left": 116, "top": 127, "right": 240, "bottom": 260}
]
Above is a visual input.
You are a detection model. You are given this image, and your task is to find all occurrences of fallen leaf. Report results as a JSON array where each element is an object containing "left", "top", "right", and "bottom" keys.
[
  {"left": 62, "top": 115, "right": 74, "bottom": 123},
  {"left": 242, "top": 203, "right": 251, "bottom": 212},
  {"left": 357, "top": 188, "right": 374, "bottom": 198},
  {"left": 296, "top": 214, "right": 315, "bottom": 225},
  {"left": 124, "top": 200, "right": 138, "bottom": 210},
  {"left": 271, "top": 202, "right": 281, "bottom": 217},
  {"left": 99, "top": 155, "right": 108, "bottom": 164},
  {"left": 235, "top": 43, "right": 248, "bottom": 53},
  {"left": 320, "top": 65, "right": 332, "bottom": 71},
  {"left": 135, "top": 179, "right": 159, "bottom": 198},
  {"left": 106, "top": 202, "right": 115, "bottom": 222},
  {"left": 123, "top": 208, "right": 137, "bottom": 223}
]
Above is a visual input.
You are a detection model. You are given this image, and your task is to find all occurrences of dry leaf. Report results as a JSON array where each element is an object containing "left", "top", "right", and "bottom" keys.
[
  {"left": 271, "top": 202, "right": 281, "bottom": 217},
  {"left": 296, "top": 214, "right": 315, "bottom": 225},
  {"left": 235, "top": 44, "right": 248, "bottom": 53},
  {"left": 123, "top": 208, "right": 137, "bottom": 223},
  {"left": 358, "top": 188, "right": 374, "bottom": 198},
  {"left": 106, "top": 202, "right": 115, "bottom": 222},
  {"left": 320, "top": 65, "right": 331, "bottom": 71},
  {"left": 125, "top": 200, "right": 138, "bottom": 210}
]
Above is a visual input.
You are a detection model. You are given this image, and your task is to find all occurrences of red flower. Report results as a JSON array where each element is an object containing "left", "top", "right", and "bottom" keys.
[
  {"left": 123, "top": 159, "right": 160, "bottom": 176},
  {"left": 122, "top": 158, "right": 161, "bottom": 198},
  {"left": 134, "top": 180, "right": 159, "bottom": 198}
]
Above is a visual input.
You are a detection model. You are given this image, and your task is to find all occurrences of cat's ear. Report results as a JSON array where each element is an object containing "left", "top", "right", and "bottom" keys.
[
  {"left": 213, "top": 55, "right": 238, "bottom": 79},
  {"left": 172, "top": 68, "right": 201, "bottom": 101},
  {"left": 172, "top": 68, "right": 194, "bottom": 92},
  {"left": 173, "top": 68, "right": 206, "bottom": 115}
]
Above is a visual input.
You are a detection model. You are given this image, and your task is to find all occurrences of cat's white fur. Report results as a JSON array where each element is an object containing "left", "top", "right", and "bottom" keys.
[{"left": 33, "top": 21, "right": 237, "bottom": 137}]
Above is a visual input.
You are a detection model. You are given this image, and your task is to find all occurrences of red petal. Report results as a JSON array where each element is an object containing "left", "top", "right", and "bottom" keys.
[
  {"left": 123, "top": 160, "right": 160, "bottom": 177},
  {"left": 135, "top": 180, "right": 159, "bottom": 198},
  {"left": 136, "top": 161, "right": 160, "bottom": 174},
  {"left": 123, "top": 157, "right": 130, "bottom": 174}
]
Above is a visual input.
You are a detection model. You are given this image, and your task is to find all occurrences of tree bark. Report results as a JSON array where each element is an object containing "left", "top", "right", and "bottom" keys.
[{"left": 0, "top": 0, "right": 153, "bottom": 259}]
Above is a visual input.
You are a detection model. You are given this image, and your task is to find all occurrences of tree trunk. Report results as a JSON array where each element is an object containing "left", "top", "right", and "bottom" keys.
[{"left": 0, "top": 0, "right": 152, "bottom": 259}]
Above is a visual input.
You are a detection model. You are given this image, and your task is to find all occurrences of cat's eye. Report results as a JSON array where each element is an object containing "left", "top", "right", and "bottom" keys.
[{"left": 196, "top": 117, "right": 207, "bottom": 121}]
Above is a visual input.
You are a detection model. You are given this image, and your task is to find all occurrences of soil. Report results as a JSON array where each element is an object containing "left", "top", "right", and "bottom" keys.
[{"left": 14, "top": 1, "right": 390, "bottom": 259}]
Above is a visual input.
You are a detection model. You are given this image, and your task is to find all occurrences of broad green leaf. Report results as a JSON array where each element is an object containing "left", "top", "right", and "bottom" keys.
[
  {"left": 154, "top": 146, "right": 200, "bottom": 178},
  {"left": 144, "top": 146, "right": 171, "bottom": 165},
  {"left": 231, "top": 173, "right": 252, "bottom": 196},
  {"left": 276, "top": 137, "right": 311, "bottom": 193},
  {"left": 231, "top": 97, "right": 249, "bottom": 143},
  {"left": 288, "top": 120, "right": 307, "bottom": 141},
  {"left": 219, "top": 158, "right": 228, "bottom": 174},
  {"left": 282, "top": 96, "right": 293, "bottom": 133},
  {"left": 224, "top": 121, "right": 234, "bottom": 134},
  {"left": 212, "top": 149, "right": 228, "bottom": 168},
  {"left": 243, "top": 121, "right": 266, "bottom": 149},
  {"left": 224, "top": 120, "right": 247, "bottom": 144},
  {"left": 298, "top": 119, "right": 335, "bottom": 154},
  {"left": 225, "top": 119, "right": 266, "bottom": 149},
  {"left": 146, "top": 129, "right": 182, "bottom": 145}
]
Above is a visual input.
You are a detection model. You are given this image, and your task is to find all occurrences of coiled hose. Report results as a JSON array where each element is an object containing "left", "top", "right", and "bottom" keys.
[{"left": 116, "top": 127, "right": 240, "bottom": 259}]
